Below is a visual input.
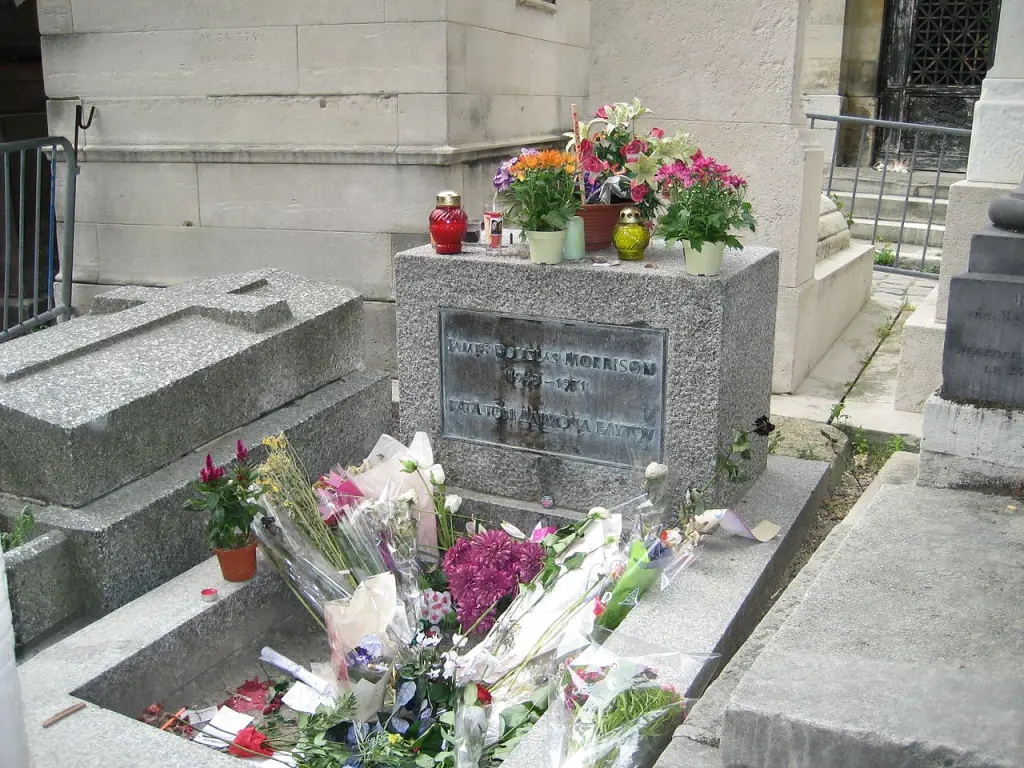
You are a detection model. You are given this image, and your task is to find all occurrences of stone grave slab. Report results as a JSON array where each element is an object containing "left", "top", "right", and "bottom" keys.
[
  {"left": 0, "top": 269, "right": 364, "bottom": 506},
  {"left": 395, "top": 244, "right": 779, "bottom": 510},
  {"left": 4, "top": 370, "right": 391, "bottom": 652},
  {"left": 721, "top": 484, "right": 1024, "bottom": 768},
  {"left": 15, "top": 454, "right": 828, "bottom": 768}
]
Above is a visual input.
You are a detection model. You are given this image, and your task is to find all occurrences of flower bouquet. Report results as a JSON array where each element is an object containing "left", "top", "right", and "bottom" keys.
[
  {"left": 550, "top": 643, "right": 697, "bottom": 768},
  {"left": 493, "top": 148, "right": 579, "bottom": 265},
  {"left": 185, "top": 440, "right": 264, "bottom": 582},
  {"left": 655, "top": 150, "right": 757, "bottom": 277},
  {"left": 565, "top": 99, "right": 696, "bottom": 249}
]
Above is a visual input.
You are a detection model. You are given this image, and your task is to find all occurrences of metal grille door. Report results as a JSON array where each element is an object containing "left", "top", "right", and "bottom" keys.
[{"left": 879, "top": 0, "right": 1000, "bottom": 169}]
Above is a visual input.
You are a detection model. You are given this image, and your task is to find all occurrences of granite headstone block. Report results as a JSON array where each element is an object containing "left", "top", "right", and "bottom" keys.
[
  {"left": 0, "top": 269, "right": 364, "bottom": 506},
  {"left": 395, "top": 245, "right": 779, "bottom": 510},
  {"left": 966, "top": 226, "right": 1024, "bottom": 277},
  {"left": 942, "top": 271, "right": 1024, "bottom": 407}
]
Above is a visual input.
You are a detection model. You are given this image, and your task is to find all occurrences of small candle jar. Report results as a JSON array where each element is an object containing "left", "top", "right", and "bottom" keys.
[
  {"left": 429, "top": 190, "right": 469, "bottom": 255},
  {"left": 612, "top": 207, "right": 651, "bottom": 261}
]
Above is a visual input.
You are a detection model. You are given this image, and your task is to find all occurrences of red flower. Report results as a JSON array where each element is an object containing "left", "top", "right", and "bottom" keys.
[
  {"left": 581, "top": 154, "right": 608, "bottom": 175},
  {"left": 630, "top": 182, "right": 650, "bottom": 203},
  {"left": 199, "top": 454, "right": 225, "bottom": 483},
  {"left": 579, "top": 138, "right": 594, "bottom": 158},
  {"left": 475, "top": 684, "right": 493, "bottom": 706},
  {"left": 620, "top": 139, "right": 649, "bottom": 160},
  {"left": 595, "top": 105, "right": 610, "bottom": 119},
  {"left": 235, "top": 440, "right": 249, "bottom": 462},
  {"left": 229, "top": 726, "right": 274, "bottom": 758}
]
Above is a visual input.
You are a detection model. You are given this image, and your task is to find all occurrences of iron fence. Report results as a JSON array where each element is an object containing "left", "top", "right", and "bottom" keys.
[
  {"left": 808, "top": 113, "right": 972, "bottom": 280},
  {"left": 0, "top": 136, "right": 77, "bottom": 342}
]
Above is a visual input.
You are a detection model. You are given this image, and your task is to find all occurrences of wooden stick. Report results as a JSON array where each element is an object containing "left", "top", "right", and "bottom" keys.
[
  {"left": 42, "top": 702, "right": 86, "bottom": 728},
  {"left": 572, "top": 103, "right": 586, "bottom": 203},
  {"left": 160, "top": 707, "right": 187, "bottom": 732}
]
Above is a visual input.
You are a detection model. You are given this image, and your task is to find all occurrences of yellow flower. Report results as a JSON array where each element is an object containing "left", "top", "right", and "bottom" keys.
[{"left": 387, "top": 734, "right": 401, "bottom": 744}]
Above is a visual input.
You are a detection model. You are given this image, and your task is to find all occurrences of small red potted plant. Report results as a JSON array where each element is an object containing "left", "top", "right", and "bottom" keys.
[{"left": 186, "top": 440, "right": 263, "bottom": 582}]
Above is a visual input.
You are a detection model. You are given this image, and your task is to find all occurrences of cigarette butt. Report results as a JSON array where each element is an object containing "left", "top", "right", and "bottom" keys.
[
  {"left": 42, "top": 701, "right": 86, "bottom": 728},
  {"left": 160, "top": 707, "right": 187, "bottom": 731}
]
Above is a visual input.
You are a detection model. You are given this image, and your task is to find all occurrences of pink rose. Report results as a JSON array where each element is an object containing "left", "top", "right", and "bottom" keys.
[
  {"left": 630, "top": 182, "right": 650, "bottom": 203},
  {"left": 580, "top": 138, "right": 595, "bottom": 158},
  {"left": 620, "top": 139, "right": 649, "bottom": 160},
  {"left": 649, "top": 128, "right": 665, "bottom": 139},
  {"left": 581, "top": 154, "right": 608, "bottom": 175},
  {"left": 595, "top": 105, "right": 610, "bottom": 119}
]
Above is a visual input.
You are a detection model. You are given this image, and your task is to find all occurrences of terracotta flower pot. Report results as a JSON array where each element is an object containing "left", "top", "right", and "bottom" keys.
[
  {"left": 214, "top": 540, "right": 258, "bottom": 582},
  {"left": 577, "top": 203, "right": 631, "bottom": 251}
]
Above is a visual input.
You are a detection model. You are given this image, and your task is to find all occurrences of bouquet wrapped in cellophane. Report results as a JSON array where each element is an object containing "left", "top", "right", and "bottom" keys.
[{"left": 549, "top": 640, "right": 713, "bottom": 768}]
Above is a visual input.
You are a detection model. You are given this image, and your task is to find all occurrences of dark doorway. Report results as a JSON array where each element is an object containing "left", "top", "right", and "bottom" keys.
[
  {"left": 878, "top": 0, "right": 1001, "bottom": 170},
  {"left": 1, "top": 0, "right": 57, "bottom": 334}
]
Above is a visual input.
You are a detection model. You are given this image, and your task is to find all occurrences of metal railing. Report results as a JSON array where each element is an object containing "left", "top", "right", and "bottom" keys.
[
  {"left": 0, "top": 136, "right": 77, "bottom": 342},
  {"left": 808, "top": 113, "right": 973, "bottom": 279}
]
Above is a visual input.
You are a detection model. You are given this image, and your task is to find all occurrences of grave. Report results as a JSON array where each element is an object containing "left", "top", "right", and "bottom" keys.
[
  {"left": 395, "top": 243, "right": 781, "bottom": 513},
  {"left": 0, "top": 269, "right": 391, "bottom": 651},
  {"left": 919, "top": 179, "right": 1024, "bottom": 490},
  {"left": 15, "top": 454, "right": 831, "bottom": 768}
]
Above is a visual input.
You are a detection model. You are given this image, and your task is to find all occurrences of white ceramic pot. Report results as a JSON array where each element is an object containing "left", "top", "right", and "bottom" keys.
[
  {"left": 1, "top": 549, "right": 30, "bottom": 768},
  {"left": 683, "top": 240, "right": 727, "bottom": 276},
  {"left": 525, "top": 229, "right": 568, "bottom": 265}
]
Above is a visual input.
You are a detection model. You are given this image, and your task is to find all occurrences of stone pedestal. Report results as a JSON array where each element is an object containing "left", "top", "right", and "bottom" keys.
[
  {"left": 395, "top": 244, "right": 779, "bottom": 511},
  {"left": 919, "top": 182, "right": 1024, "bottom": 490}
]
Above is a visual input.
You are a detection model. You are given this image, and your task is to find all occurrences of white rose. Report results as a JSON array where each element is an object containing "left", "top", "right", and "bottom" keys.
[
  {"left": 428, "top": 464, "right": 446, "bottom": 486},
  {"left": 444, "top": 494, "right": 463, "bottom": 514},
  {"left": 645, "top": 462, "right": 669, "bottom": 480},
  {"left": 589, "top": 506, "right": 610, "bottom": 519},
  {"left": 397, "top": 488, "right": 419, "bottom": 506}
]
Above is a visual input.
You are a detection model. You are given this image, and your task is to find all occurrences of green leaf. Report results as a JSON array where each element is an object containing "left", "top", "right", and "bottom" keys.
[
  {"left": 439, "top": 711, "right": 455, "bottom": 726},
  {"left": 416, "top": 755, "right": 435, "bottom": 767},
  {"left": 562, "top": 552, "right": 585, "bottom": 571}
]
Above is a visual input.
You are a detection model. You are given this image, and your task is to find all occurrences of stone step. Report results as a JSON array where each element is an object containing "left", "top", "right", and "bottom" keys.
[
  {"left": 720, "top": 477, "right": 1024, "bottom": 768},
  {"left": 654, "top": 452, "right": 921, "bottom": 768},
  {"left": 823, "top": 166, "right": 963, "bottom": 198},
  {"left": 829, "top": 191, "right": 947, "bottom": 225},
  {"left": 851, "top": 217, "right": 945, "bottom": 247}
]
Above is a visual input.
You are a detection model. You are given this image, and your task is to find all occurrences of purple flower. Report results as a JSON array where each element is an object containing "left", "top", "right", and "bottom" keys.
[
  {"left": 493, "top": 155, "right": 522, "bottom": 191},
  {"left": 442, "top": 531, "right": 544, "bottom": 633}
]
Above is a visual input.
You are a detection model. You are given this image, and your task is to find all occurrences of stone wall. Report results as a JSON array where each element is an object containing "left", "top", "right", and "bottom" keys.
[
  {"left": 591, "top": 0, "right": 852, "bottom": 393},
  {"left": 836, "top": 0, "right": 885, "bottom": 163},
  {"left": 41, "top": 0, "right": 590, "bottom": 373}
]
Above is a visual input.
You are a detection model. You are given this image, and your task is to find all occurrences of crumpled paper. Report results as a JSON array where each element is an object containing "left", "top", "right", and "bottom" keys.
[{"left": 694, "top": 508, "right": 779, "bottom": 542}]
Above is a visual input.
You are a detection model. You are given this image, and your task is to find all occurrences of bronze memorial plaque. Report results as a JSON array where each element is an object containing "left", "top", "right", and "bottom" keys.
[{"left": 439, "top": 309, "right": 667, "bottom": 466}]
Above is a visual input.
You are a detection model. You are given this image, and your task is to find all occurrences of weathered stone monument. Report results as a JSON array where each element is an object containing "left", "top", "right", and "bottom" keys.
[
  {"left": 395, "top": 244, "right": 780, "bottom": 512},
  {"left": 918, "top": 177, "right": 1024, "bottom": 489},
  {"left": 0, "top": 269, "right": 390, "bottom": 650}
]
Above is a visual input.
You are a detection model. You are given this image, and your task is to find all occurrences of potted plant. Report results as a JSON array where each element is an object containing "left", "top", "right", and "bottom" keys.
[
  {"left": 493, "top": 148, "right": 578, "bottom": 264},
  {"left": 186, "top": 440, "right": 264, "bottom": 582},
  {"left": 655, "top": 150, "right": 757, "bottom": 276},
  {"left": 566, "top": 99, "right": 695, "bottom": 250}
]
